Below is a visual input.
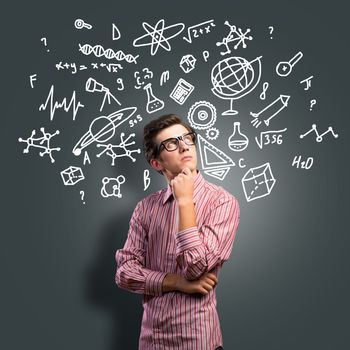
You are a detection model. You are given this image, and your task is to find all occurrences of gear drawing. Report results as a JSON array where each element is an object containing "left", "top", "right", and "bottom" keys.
[
  {"left": 187, "top": 101, "right": 217, "bottom": 130},
  {"left": 206, "top": 127, "right": 220, "bottom": 140}
]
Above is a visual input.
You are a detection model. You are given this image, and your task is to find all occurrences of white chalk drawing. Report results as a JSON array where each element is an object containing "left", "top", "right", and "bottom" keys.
[
  {"left": 255, "top": 128, "right": 287, "bottom": 149},
  {"left": 133, "top": 20, "right": 185, "bottom": 56},
  {"left": 96, "top": 133, "right": 141, "bottom": 165},
  {"left": 72, "top": 106, "right": 137, "bottom": 156},
  {"left": 60, "top": 166, "right": 85, "bottom": 185},
  {"left": 85, "top": 77, "right": 121, "bottom": 112},
  {"left": 39, "top": 85, "right": 84, "bottom": 122},
  {"left": 242, "top": 163, "right": 276, "bottom": 202},
  {"left": 206, "top": 127, "right": 219, "bottom": 141},
  {"left": 250, "top": 94, "right": 290, "bottom": 128},
  {"left": 300, "top": 75, "right": 314, "bottom": 90},
  {"left": 211, "top": 56, "right": 262, "bottom": 115},
  {"left": 101, "top": 176, "right": 125, "bottom": 198},
  {"left": 18, "top": 128, "right": 61, "bottom": 163},
  {"left": 238, "top": 158, "right": 246, "bottom": 168},
  {"left": 292, "top": 155, "right": 314, "bottom": 169},
  {"left": 143, "top": 83, "right": 164, "bottom": 114},
  {"left": 180, "top": 54, "right": 196, "bottom": 73},
  {"left": 129, "top": 114, "right": 143, "bottom": 128},
  {"left": 83, "top": 151, "right": 91, "bottom": 165},
  {"left": 216, "top": 21, "right": 253, "bottom": 55},
  {"left": 309, "top": 99, "right": 316, "bottom": 111},
  {"left": 170, "top": 78, "right": 194, "bottom": 105},
  {"left": 197, "top": 134, "right": 235, "bottom": 181},
  {"left": 183, "top": 19, "right": 216, "bottom": 43},
  {"left": 134, "top": 68, "right": 154, "bottom": 89},
  {"left": 259, "top": 82, "right": 269, "bottom": 100},
  {"left": 116, "top": 78, "right": 124, "bottom": 91},
  {"left": 85, "top": 77, "right": 121, "bottom": 110},
  {"left": 160, "top": 70, "right": 170, "bottom": 86},
  {"left": 74, "top": 19, "right": 92, "bottom": 30},
  {"left": 79, "top": 43, "right": 139, "bottom": 64},
  {"left": 143, "top": 169, "right": 151, "bottom": 191},
  {"left": 276, "top": 51, "right": 303, "bottom": 77},
  {"left": 202, "top": 50, "right": 210, "bottom": 62},
  {"left": 187, "top": 101, "right": 217, "bottom": 130},
  {"left": 228, "top": 122, "right": 249, "bottom": 152},
  {"left": 268, "top": 26, "right": 274, "bottom": 39},
  {"left": 18, "top": 18, "right": 339, "bottom": 206},
  {"left": 55, "top": 62, "right": 123, "bottom": 74},
  {"left": 30, "top": 74, "right": 37, "bottom": 88},
  {"left": 41, "top": 37, "right": 49, "bottom": 52},
  {"left": 112, "top": 23, "right": 121, "bottom": 40},
  {"left": 79, "top": 191, "right": 85, "bottom": 204},
  {"left": 56, "top": 62, "right": 82, "bottom": 74},
  {"left": 299, "top": 124, "right": 339, "bottom": 142}
]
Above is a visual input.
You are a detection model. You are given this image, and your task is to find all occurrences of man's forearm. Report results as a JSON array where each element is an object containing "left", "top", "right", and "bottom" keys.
[
  {"left": 162, "top": 273, "right": 179, "bottom": 292},
  {"left": 162, "top": 272, "right": 218, "bottom": 295},
  {"left": 178, "top": 200, "right": 196, "bottom": 231}
]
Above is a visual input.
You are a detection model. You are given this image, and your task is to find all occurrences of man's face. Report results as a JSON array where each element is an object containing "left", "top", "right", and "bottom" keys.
[{"left": 151, "top": 124, "right": 198, "bottom": 180}]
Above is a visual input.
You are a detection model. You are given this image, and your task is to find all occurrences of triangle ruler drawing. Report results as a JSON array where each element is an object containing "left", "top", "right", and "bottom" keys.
[{"left": 197, "top": 134, "right": 235, "bottom": 181}]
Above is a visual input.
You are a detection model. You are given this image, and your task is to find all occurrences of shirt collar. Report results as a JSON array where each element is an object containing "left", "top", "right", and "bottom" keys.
[{"left": 162, "top": 171, "right": 206, "bottom": 205}]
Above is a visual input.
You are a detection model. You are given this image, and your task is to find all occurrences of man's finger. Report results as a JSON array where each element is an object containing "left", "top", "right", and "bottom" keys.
[
  {"left": 199, "top": 287, "right": 209, "bottom": 295},
  {"left": 202, "top": 282, "right": 214, "bottom": 291},
  {"left": 206, "top": 273, "right": 218, "bottom": 284},
  {"left": 182, "top": 167, "right": 191, "bottom": 176},
  {"left": 205, "top": 278, "right": 216, "bottom": 287}
]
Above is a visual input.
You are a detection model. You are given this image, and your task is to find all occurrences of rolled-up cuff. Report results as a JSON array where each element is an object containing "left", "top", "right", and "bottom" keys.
[
  {"left": 145, "top": 270, "right": 168, "bottom": 296},
  {"left": 176, "top": 226, "right": 202, "bottom": 254}
]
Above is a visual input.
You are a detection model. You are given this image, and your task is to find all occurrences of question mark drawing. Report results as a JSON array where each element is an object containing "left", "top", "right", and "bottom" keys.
[
  {"left": 309, "top": 99, "right": 316, "bottom": 111},
  {"left": 41, "top": 37, "right": 49, "bottom": 52},
  {"left": 80, "top": 190, "right": 85, "bottom": 204},
  {"left": 268, "top": 26, "right": 274, "bottom": 39}
]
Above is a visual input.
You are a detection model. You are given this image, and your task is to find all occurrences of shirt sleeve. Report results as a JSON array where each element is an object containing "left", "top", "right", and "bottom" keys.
[
  {"left": 175, "top": 194, "right": 240, "bottom": 280},
  {"left": 115, "top": 200, "right": 168, "bottom": 296}
]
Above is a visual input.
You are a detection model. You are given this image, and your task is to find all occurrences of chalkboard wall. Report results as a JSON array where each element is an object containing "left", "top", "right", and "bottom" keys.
[{"left": 2, "top": 0, "right": 349, "bottom": 349}]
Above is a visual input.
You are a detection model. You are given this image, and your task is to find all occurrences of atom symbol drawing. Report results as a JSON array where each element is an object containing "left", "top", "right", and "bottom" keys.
[{"left": 133, "top": 19, "right": 185, "bottom": 56}]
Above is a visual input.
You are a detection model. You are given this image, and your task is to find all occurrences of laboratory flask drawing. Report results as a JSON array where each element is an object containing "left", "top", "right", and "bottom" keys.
[
  {"left": 143, "top": 83, "right": 164, "bottom": 113},
  {"left": 211, "top": 56, "right": 262, "bottom": 115},
  {"left": 228, "top": 122, "right": 249, "bottom": 152}
]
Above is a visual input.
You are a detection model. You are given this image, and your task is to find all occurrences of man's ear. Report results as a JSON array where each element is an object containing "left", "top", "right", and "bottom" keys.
[{"left": 150, "top": 158, "right": 164, "bottom": 172}]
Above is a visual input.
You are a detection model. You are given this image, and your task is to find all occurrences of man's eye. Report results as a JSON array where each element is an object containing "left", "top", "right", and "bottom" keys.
[{"left": 166, "top": 140, "right": 177, "bottom": 148}]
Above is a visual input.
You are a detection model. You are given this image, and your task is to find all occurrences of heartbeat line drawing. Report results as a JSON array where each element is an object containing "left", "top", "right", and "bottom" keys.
[
  {"left": 39, "top": 85, "right": 85, "bottom": 121},
  {"left": 299, "top": 124, "right": 339, "bottom": 142}
]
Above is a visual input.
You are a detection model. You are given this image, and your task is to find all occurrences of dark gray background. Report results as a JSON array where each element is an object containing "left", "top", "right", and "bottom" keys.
[{"left": 1, "top": 0, "right": 349, "bottom": 349}]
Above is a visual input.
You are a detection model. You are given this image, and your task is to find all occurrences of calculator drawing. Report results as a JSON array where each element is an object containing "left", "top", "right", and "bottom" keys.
[{"left": 170, "top": 78, "right": 194, "bottom": 105}]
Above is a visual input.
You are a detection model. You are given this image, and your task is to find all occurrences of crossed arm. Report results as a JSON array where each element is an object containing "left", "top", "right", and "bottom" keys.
[
  {"left": 115, "top": 170, "right": 239, "bottom": 297},
  {"left": 163, "top": 168, "right": 218, "bottom": 295}
]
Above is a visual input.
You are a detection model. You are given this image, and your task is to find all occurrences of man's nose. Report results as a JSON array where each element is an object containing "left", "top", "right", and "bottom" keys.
[{"left": 178, "top": 139, "right": 189, "bottom": 152}]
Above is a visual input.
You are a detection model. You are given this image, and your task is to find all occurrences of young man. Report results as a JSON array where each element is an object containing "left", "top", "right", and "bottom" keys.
[{"left": 115, "top": 114, "right": 240, "bottom": 349}]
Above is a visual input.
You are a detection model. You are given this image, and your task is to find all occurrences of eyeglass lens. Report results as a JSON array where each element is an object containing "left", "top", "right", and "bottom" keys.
[{"left": 163, "top": 133, "right": 196, "bottom": 151}]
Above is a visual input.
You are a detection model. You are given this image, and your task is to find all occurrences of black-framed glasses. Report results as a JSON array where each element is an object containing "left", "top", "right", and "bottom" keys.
[{"left": 156, "top": 132, "right": 197, "bottom": 156}]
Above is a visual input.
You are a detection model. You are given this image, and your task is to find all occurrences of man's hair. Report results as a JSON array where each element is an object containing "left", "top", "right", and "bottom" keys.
[{"left": 143, "top": 114, "right": 194, "bottom": 164}]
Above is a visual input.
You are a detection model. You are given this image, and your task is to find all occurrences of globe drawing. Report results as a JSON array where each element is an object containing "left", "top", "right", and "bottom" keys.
[{"left": 211, "top": 56, "right": 262, "bottom": 115}]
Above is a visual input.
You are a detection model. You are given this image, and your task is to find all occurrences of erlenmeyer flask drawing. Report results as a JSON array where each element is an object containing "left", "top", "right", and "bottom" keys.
[
  {"left": 228, "top": 122, "right": 249, "bottom": 151},
  {"left": 143, "top": 83, "right": 164, "bottom": 114}
]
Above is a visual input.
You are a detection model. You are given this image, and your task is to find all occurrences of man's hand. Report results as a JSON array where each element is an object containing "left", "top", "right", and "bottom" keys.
[
  {"left": 170, "top": 167, "right": 194, "bottom": 205},
  {"left": 163, "top": 272, "right": 218, "bottom": 295}
]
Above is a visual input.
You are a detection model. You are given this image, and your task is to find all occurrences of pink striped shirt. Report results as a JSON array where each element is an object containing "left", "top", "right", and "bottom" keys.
[{"left": 115, "top": 172, "right": 240, "bottom": 349}]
